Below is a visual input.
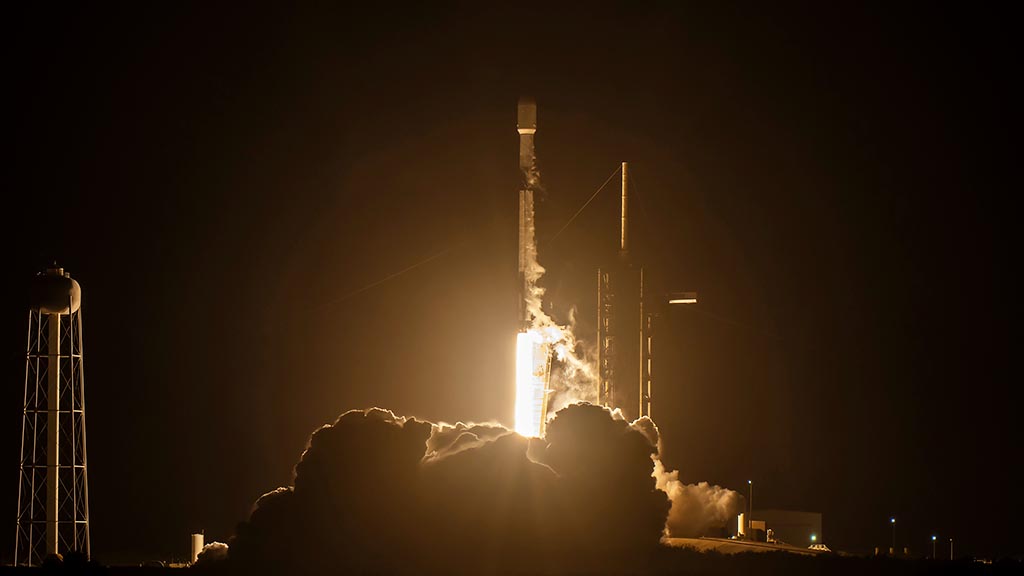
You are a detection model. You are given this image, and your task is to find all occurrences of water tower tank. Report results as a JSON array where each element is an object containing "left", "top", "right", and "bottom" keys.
[{"left": 29, "top": 267, "right": 81, "bottom": 314}]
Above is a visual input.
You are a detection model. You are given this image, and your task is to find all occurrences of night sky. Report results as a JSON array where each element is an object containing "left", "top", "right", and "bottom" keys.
[{"left": 2, "top": 3, "right": 1016, "bottom": 565}]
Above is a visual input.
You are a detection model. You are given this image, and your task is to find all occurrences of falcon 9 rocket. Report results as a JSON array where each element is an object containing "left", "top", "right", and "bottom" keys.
[{"left": 513, "top": 97, "right": 552, "bottom": 438}]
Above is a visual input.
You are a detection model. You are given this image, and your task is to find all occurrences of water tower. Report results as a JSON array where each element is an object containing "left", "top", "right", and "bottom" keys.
[{"left": 14, "top": 266, "right": 90, "bottom": 565}]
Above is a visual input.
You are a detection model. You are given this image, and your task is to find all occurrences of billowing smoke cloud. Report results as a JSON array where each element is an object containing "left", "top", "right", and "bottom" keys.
[
  {"left": 229, "top": 404, "right": 670, "bottom": 574},
  {"left": 545, "top": 307, "right": 601, "bottom": 411},
  {"left": 193, "top": 542, "right": 229, "bottom": 567},
  {"left": 227, "top": 403, "right": 742, "bottom": 574},
  {"left": 229, "top": 408, "right": 432, "bottom": 574},
  {"left": 519, "top": 161, "right": 598, "bottom": 406},
  {"left": 654, "top": 461, "right": 744, "bottom": 538},
  {"left": 632, "top": 415, "right": 744, "bottom": 539}
]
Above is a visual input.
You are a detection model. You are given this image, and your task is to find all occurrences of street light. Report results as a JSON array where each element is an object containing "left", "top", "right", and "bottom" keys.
[
  {"left": 932, "top": 535, "right": 937, "bottom": 559},
  {"left": 949, "top": 538, "right": 953, "bottom": 560},
  {"left": 668, "top": 291, "right": 698, "bottom": 305},
  {"left": 748, "top": 480, "right": 753, "bottom": 534},
  {"left": 890, "top": 518, "right": 896, "bottom": 555}
]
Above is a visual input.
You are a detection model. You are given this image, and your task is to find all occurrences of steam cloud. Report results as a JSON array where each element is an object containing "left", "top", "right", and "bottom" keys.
[
  {"left": 519, "top": 161, "right": 598, "bottom": 406},
  {"left": 654, "top": 460, "right": 745, "bottom": 538},
  {"left": 225, "top": 403, "right": 741, "bottom": 574},
  {"left": 194, "top": 542, "right": 229, "bottom": 567}
]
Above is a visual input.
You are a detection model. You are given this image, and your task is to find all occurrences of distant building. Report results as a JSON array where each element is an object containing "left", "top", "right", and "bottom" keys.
[{"left": 752, "top": 509, "right": 822, "bottom": 547}]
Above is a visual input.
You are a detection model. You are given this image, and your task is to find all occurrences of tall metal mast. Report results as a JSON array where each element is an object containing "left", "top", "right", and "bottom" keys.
[{"left": 620, "top": 161, "right": 629, "bottom": 257}]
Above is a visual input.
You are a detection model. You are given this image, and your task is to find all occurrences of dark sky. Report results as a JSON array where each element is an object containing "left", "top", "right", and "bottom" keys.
[{"left": 2, "top": 2, "right": 1016, "bottom": 565}]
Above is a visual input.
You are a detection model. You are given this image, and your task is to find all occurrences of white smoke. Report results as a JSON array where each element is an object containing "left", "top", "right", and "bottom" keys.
[
  {"left": 630, "top": 416, "right": 744, "bottom": 538},
  {"left": 424, "top": 420, "right": 511, "bottom": 462},
  {"left": 652, "top": 456, "right": 744, "bottom": 538},
  {"left": 520, "top": 169, "right": 598, "bottom": 409},
  {"left": 193, "top": 541, "right": 229, "bottom": 567}
]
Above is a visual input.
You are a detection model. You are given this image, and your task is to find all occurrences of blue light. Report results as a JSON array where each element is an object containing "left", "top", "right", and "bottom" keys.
[
  {"left": 932, "top": 535, "right": 937, "bottom": 541},
  {"left": 890, "top": 517, "right": 895, "bottom": 524}
]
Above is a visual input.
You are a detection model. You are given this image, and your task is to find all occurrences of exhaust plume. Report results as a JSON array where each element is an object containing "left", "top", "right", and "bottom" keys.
[
  {"left": 229, "top": 404, "right": 668, "bottom": 574},
  {"left": 639, "top": 417, "right": 745, "bottom": 538},
  {"left": 518, "top": 162, "right": 597, "bottom": 413}
]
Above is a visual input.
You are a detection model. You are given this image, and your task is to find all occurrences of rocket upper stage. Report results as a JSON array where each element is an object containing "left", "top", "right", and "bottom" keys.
[
  {"left": 517, "top": 97, "right": 537, "bottom": 172},
  {"left": 517, "top": 97, "right": 537, "bottom": 134}
]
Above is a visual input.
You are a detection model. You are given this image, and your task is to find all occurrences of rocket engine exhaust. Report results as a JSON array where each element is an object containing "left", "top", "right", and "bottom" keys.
[{"left": 514, "top": 331, "right": 552, "bottom": 437}]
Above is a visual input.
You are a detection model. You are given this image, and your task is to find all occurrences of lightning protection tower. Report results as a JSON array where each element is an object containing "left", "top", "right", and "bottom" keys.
[
  {"left": 597, "top": 162, "right": 646, "bottom": 419},
  {"left": 597, "top": 163, "right": 697, "bottom": 421},
  {"left": 15, "top": 266, "right": 90, "bottom": 565}
]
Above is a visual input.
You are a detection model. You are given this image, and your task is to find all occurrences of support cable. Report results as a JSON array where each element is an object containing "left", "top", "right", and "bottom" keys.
[
  {"left": 319, "top": 163, "right": 621, "bottom": 310},
  {"left": 544, "top": 164, "right": 622, "bottom": 246},
  {"left": 318, "top": 242, "right": 462, "bottom": 310},
  {"left": 307, "top": 163, "right": 620, "bottom": 316}
]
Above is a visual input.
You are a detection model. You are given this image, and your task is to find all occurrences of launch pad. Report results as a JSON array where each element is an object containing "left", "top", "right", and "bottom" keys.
[{"left": 512, "top": 97, "right": 698, "bottom": 434}]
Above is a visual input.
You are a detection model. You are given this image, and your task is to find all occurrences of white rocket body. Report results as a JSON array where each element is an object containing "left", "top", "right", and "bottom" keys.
[{"left": 517, "top": 97, "right": 537, "bottom": 329}]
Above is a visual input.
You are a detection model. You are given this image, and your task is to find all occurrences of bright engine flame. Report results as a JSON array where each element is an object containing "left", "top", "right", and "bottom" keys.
[{"left": 514, "top": 330, "right": 552, "bottom": 437}]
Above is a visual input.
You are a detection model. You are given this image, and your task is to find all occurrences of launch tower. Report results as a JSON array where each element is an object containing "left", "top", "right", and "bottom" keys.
[
  {"left": 598, "top": 164, "right": 697, "bottom": 420},
  {"left": 597, "top": 163, "right": 651, "bottom": 419}
]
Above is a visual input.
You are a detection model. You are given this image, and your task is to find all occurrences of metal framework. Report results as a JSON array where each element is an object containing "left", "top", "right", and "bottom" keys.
[
  {"left": 639, "top": 269, "right": 654, "bottom": 420},
  {"left": 596, "top": 162, "right": 676, "bottom": 420},
  {"left": 15, "top": 303, "right": 90, "bottom": 565},
  {"left": 596, "top": 269, "right": 616, "bottom": 407},
  {"left": 597, "top": 265, "right": 654, "bottom": 420},
  {"left": 597, "top": 162, "right": 649, "bottom": 418}
]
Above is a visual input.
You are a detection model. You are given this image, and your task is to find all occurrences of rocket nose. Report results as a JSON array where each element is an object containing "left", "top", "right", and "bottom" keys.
[{"left": 517, "top": 96, "right": 537, "bottom": 133}]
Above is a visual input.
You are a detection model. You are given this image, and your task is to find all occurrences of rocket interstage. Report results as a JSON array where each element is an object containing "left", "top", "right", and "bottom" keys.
[{"left": 517, "top": 96, "right": 536, "bottom": 165}]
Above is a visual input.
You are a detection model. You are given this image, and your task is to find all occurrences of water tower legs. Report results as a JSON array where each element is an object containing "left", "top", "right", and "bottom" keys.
[{"left": 46, "top": 313, "right": 60, "bottom": 556}]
